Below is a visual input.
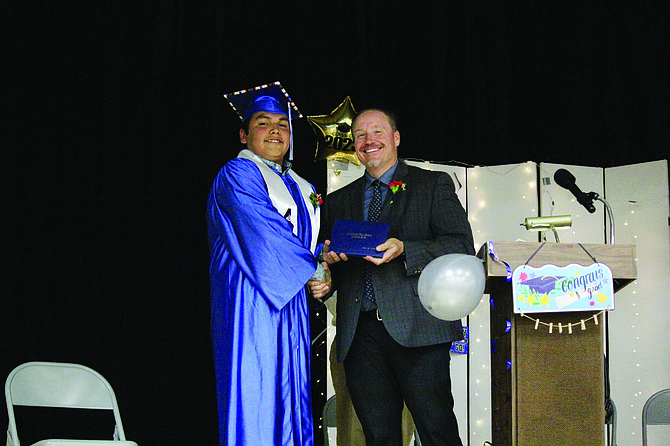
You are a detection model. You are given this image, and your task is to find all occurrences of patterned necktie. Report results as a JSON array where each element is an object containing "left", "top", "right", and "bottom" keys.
[
  {"left": 362, "top": 180, "right": 382, "bottom": 310},
  {"left": 368, "top": 180, "right": 382, "bottom": 223}
]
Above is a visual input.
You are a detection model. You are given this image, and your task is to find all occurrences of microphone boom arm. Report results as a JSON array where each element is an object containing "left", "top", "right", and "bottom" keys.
[{"left": 596, "top": 196, "right": 615, "bottom": 244}]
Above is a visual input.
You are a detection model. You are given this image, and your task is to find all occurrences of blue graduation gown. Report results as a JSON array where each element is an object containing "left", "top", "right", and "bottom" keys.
[{"left": 207, "top": 152, "right": 318, "bottom": 446}]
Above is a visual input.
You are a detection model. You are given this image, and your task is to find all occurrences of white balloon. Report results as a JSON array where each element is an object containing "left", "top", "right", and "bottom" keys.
[{"left": 418, "top": 254, "right": 486, "bottom": 321}]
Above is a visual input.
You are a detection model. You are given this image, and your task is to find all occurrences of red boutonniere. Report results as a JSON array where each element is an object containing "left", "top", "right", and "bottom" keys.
[
  {"left": 388, "top": 180, "right": 406, "bottom": 203},
  {"left": 309, "top": 192, "right": 323, "bottom": 209},
  {"left": 389, "top": 180, "right": 406, "bottom": 194}
]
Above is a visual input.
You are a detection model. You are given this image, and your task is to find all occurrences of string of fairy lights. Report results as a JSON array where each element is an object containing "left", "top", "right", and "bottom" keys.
[{"left": 621, "top": 198, "right": 644, "bottom": 440}]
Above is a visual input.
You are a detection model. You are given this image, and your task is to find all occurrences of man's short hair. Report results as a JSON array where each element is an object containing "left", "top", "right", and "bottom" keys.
[{"left": 353, "top": 108, "right": 399, "bottom": 131}]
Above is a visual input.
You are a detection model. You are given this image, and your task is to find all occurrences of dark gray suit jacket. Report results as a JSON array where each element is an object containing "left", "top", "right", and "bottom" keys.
[{"left": 322, "top": 161, "right": 475, "bottom": 362}]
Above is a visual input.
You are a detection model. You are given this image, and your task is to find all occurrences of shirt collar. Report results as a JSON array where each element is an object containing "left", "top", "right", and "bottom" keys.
[
  {"left": 364, "top": 161, "right": 399, "bottom": 189},
  {"left": 259, "top": 157, "right": 292, "bottom": 175}
]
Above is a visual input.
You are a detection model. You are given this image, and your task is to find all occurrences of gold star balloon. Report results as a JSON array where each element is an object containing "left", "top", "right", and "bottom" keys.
[{"left": 307, "top": 96, "right": 360, "bottom": 165}]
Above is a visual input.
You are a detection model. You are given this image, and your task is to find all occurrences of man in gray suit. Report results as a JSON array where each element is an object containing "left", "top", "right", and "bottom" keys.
[{"left": 312, "top": 109, "right": 474, "bottom": 446}]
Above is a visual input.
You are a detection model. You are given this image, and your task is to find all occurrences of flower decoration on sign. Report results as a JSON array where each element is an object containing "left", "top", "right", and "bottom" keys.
[
  {"left": 389, "top": 180, "right": 406, "bottom": 203},
  {"left": 309, "top": 192, "right": 323, "bottom": 209}
]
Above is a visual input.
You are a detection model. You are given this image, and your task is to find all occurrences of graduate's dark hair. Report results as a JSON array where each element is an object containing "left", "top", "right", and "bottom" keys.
[{"left": 241, "top": 117, "right": 251, "bottom": 134}]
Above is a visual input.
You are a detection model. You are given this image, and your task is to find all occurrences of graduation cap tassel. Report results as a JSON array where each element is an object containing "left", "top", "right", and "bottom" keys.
[{"left": 289, "top": 105, "right": 294, "bottom": 161}]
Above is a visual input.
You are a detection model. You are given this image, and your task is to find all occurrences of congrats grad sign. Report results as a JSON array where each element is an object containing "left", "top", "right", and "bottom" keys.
[{"left": 511, "top": 263, "right": 615, "bottom": 313}]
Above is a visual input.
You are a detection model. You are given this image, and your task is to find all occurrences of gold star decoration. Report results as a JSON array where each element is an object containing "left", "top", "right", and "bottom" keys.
[
  {"left": 307, "top": 96, "right": 360, "bottom": 165},
  {"left": 596, "top": 292, "right": 609, "bottom": 305},
  {"left": 538, "top": 293, "right": 552, "bottom": 307}
]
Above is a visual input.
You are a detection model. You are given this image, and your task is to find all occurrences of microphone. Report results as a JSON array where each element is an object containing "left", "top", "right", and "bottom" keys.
[{"left": 553, "top": 168, "right": 598, "bottom": 213}]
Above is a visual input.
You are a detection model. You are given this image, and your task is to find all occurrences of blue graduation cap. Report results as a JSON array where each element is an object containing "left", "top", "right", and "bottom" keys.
[{"left": 224, "top": 81, "right": 302, "bottom": 122}]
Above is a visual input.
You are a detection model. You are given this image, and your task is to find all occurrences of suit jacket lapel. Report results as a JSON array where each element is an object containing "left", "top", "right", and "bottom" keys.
[
  {"left": 347, "top": 176, "right": 366, "bottom": 221},
  {"left": 380, "top": 161, "right": 410, "bottom": 226}
]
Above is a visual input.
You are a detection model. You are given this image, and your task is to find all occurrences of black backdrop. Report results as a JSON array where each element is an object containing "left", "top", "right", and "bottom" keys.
[{"left": 2, "top": 1, "right": 667, "bottom": 445}]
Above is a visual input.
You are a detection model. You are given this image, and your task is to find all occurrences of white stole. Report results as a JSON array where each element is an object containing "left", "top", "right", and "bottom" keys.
[{"left": 237, "top": 149, "right": 320, "bottom": 253}]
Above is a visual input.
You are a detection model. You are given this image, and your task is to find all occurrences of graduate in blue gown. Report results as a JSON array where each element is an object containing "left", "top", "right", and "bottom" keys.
[{"left": 207, "top": 83, "right": 328, "bottom": 445}]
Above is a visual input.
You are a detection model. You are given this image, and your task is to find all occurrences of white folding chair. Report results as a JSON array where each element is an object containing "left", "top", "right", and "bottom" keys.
[
  {"left": 322, "top": 395, "right": 336, "bottom": 446},
  {"left": 642, "top": 388, "right": 670, "bottom": 446},
  {"left": 5, "top": 362, "right": 138, "bottom": 446}
]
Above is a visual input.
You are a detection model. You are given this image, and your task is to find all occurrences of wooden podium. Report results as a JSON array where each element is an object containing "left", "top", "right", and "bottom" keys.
[{"left": 477, "top": 241, "right": 637, "bottom": 446}]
